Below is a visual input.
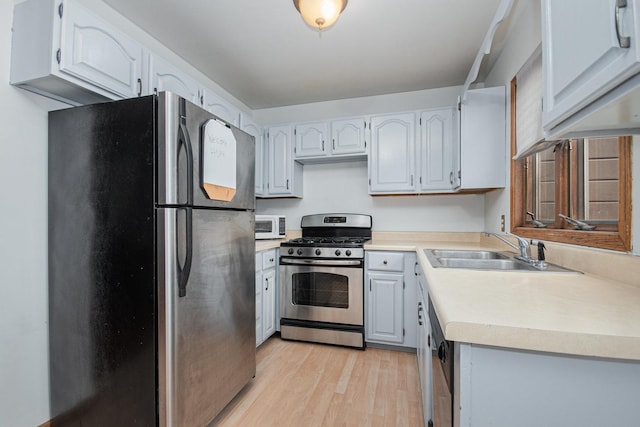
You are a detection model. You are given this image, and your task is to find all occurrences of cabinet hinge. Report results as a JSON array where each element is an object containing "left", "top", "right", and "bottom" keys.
[
  {"left": 56, "top": 48, "right": 61, "bottom": 64},
  {"left": 58, "top": 2, "right": 63, "bottom": 18}
]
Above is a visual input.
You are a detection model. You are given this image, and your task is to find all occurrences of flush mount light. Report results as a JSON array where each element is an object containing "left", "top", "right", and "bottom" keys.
[{"left": 293, "top": 0, "right": 348, "bottom": 32}]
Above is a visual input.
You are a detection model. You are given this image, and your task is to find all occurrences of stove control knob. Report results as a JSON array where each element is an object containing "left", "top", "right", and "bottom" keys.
[
  {"left": 288, "top": 248, "right": 294, "bottom": 255},
  {"left": 335, "top": 249, "right": 341, "bottom": 256},
  {"left": 345, "top": 250, "right": 352, "bottom": 257},
  {"left": 297, "top": 249, "right": 303, "bottom": 255},
  {"left": 315, "top": 249, "right": 322, "bottom": 256}
]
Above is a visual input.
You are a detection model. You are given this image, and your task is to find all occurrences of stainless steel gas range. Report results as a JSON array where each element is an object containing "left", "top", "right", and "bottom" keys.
[{"left": 279, "top": 213, "right": 372, "bottom": 349}]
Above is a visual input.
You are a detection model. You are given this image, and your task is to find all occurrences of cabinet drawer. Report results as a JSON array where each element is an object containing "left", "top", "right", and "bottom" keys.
[
  {"left": 262, "top": 249, "right": 277, "bottom": 270},
  {"left": 367, "top": 252, "right": 405, "bottom": 271}
]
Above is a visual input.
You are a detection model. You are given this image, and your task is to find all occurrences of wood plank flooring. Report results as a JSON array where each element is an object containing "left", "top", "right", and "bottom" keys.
[{"left": 211, "top": 337, "right": 425, "bottom": 427}]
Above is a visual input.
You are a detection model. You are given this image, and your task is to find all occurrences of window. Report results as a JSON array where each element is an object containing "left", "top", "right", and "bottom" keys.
[{"left": 510, "top": 78, "right": 632, "bottom": 252}]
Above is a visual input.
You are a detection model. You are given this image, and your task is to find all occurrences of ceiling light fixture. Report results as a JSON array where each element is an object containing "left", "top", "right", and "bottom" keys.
[{"left": 293, "top": 0, "right": 348, "bottom": 32}]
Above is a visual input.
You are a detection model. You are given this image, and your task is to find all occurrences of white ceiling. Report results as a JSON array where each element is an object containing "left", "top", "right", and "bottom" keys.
[{"left": 103, "top": 0, "right": 504, "bottom": 109}]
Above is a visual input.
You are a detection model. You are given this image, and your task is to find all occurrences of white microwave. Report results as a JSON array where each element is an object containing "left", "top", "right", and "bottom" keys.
[{"left": 255, "top": 215, "right": 286, "bottom": 240}]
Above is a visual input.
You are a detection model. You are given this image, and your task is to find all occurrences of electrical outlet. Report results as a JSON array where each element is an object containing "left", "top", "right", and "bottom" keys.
[{"left": 500, "top": 214, "right": 505, "bottom": 232}]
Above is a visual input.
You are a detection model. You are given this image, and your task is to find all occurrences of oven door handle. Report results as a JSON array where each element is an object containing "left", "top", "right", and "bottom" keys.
[{"left": 280, "top": 258, "right": 362, "bottom": 267}]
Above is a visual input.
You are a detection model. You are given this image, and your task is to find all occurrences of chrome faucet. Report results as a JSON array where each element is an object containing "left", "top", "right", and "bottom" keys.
[{"left": 485, "top": 232, "right": 531, "bottom": 262}]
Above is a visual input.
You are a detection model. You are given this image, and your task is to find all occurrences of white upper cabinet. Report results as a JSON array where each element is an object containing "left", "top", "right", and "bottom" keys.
[
  {"left": 458, "top": 86, "right": 506, "bottom": 190},
  {"left": 369, "top": 112, "right": 417, "bottom": 194},
  {"left": 147, "top": 53, "right": 200, "bottom": 105},
  {"left": 293, "top": 118, "right": 367, "bottom": 163},
  {"left": 419, "top": 108, "right": 456, "bottom": 192},
  {"left": 294, "top": 122, "right": 329, "bottom": 159},
  {"left": 369, "top": 110, "right": 458, "bottom": 194},
  {"left": 11, "top": 0, "right": 145, "bottom": 105},
  {"left": 264, "top": 125, "right": 303, "bottom": 198},
  {"left": 241, "top": 117, "right": 265, "bottom": 197},
  {"left": 202, "top": 89, "right": 241, "bottom": 126},
  {"left": 542, "top": 0, "right": 640, "bottom": 137},
  {"left": 331, "top": 117, "right": 368, "bottom": 156}
]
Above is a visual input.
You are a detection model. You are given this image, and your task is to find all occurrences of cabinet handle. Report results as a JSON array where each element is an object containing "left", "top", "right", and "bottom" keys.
[
  {"left": 383, "top": 260, "right": 388, "bottom": 265},
  {"left": 616, "top": 0, "right": 631, "bottom": 48},
  {"left": 449, "top": 171, "right": 454, "bottom": 185},
  {"left": 286, "top": 179, "right": 289, "bottom": 190},
  {"left": 322, "top": 140, "right": 325, "bottom": 151},
  {"left": 369, "top": 279, "right": 372, "bottom": 292},
  {"left": 137, "top": 78, "right": 142, "bottom": 97},
  {"left": 333, "top": 139, "right": 336, "bottom": 150},
  {"left": 265, "top": 277, "right": 269, "bottom": 291}
]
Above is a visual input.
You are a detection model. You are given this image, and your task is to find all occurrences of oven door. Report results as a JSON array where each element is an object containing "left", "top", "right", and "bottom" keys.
[{"left": 280, "top": 258, "right": 364, "bottom": 326}]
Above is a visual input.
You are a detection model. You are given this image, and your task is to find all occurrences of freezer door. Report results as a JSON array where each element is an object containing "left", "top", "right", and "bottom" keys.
[
  {"left": 157, "top": 92, "right": 255, "bottom": 210},
  {"left": 158, "top": 208, "right": 256, "bottom": 427}
]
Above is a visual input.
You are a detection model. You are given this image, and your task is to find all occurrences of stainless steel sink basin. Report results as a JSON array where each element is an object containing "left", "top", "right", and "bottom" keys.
[
  {"left": 424, "top": 249, "right": 580, "bottom": 273},
  {"left": 436, "top": 258, "right": 537, "bottom": 271},
  {"left": 429, "top": 249, "right": 509, "bottom": 260}
]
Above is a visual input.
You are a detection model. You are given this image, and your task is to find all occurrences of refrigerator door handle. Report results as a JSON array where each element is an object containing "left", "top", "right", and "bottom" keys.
[
  {"left": 177, "top": 98, "right": 194, "bottom": 205},
  {"left": 177, "top": 207, "right": 193, "bottom": 297}
]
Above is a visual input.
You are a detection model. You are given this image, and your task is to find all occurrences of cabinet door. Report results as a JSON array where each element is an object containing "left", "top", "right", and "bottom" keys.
[
  {"left": 460, "top": 87, "right": 506, "bottom": 189},
  {"left": 59, "top": 1, "right": 144, "bottom": 99},
  {"left": 148, "top": 53, "right": 200, "bottom": 105},
  {"left": 331, "top": 117, "right": 367, "bottom": 155},
  {"left": 366, "top": 271, "right": 404, "bottom": 343},
  {"left": 419, "top": 108, "right": 455, "bottom": 191},
  {"left": 369, "top": 113, "right": 416, "bottom": 193},
  {"left": 295, "top": 122, "right": 329, "bottom": 158},
  {"left": 262, "top": 269, "right": 276, "bottom": 339},
  {"left": 255, "top": 270, "right": 263, "bottom": 347},
  {"left": 266, "top": 125, "right": 294, "bottom": 195},
  {"left": 242, "top": 119, "right": 265, "bottom": 197},
  {"left": 203, "top": 89, "right": 240, "bottom": 126},
  {"left": 542, "top": 0, "right": 640, "bottom": 129}
]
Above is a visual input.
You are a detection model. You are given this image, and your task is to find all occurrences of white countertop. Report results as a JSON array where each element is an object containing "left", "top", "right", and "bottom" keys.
[
  {"left": 365, "top": 239, "right": 640, "bottom": 361},
  {"left": 255, "top": 239, "right": 285, "bottom": 252}
]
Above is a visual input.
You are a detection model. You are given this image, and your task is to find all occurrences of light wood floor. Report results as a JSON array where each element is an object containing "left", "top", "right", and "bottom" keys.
[{"left": 211, "top": 337, "right": 425, "bottom": 427}]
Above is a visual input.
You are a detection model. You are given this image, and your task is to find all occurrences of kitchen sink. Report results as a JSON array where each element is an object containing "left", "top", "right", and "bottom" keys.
[
  {"left": 428, "top": 249, "right": 509, "bottom": 260},
  {"left": 424, "top": 249, "right": 580, "bottom": 273}
]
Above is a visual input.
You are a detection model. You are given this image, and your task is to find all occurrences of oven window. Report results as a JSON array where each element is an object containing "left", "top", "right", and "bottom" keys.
[{"left": 292, "top": 272, "right": 349, "bottom": 309}]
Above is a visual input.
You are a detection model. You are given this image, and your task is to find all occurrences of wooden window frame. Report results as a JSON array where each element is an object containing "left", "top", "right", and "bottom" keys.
[{"left": 510, "top": 77, "right": 632, "bottom": 252}]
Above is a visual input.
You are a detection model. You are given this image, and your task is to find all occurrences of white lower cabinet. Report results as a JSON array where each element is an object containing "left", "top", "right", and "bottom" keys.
[
  {"left": 365, "top": 251, "right": 416, "bottom": 348},
  {"left": 456, "top": 343, "right": 640, "bottom": 427},
  {"left": 415, "top": 262, "right": 433, "bottom": 427},
  {"left": 255, "top": 248, "right": 278, "bottom": 347}
]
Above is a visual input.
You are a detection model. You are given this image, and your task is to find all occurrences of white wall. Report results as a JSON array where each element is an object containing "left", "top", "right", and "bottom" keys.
[
  {"left": 1, "top": 1, "right": 69, "bottom": 425},
  {"left": 257, "top": 161, "right": 485, "bottom": 231},
  {"left": 483, "top": 0, "right": 639, "bottom": 254},
  {"left": 254, "top": 85, "right": 463, "bottom": 124}
]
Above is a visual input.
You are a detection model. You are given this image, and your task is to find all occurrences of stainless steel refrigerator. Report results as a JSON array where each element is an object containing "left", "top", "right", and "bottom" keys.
[{"left": 48, "top": 92, "right": 256, "bottom": 426}]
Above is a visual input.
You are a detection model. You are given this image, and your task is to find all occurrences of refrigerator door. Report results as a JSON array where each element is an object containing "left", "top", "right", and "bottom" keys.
[
  {"left": 48, "top": 96, "right": 157, "bottom": 426},
  {"left": 158, "top": 208, "right": 256, "bottom": 427},
  {"left": 157, "top": 92, "right": 255, "bottom": 210}
]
